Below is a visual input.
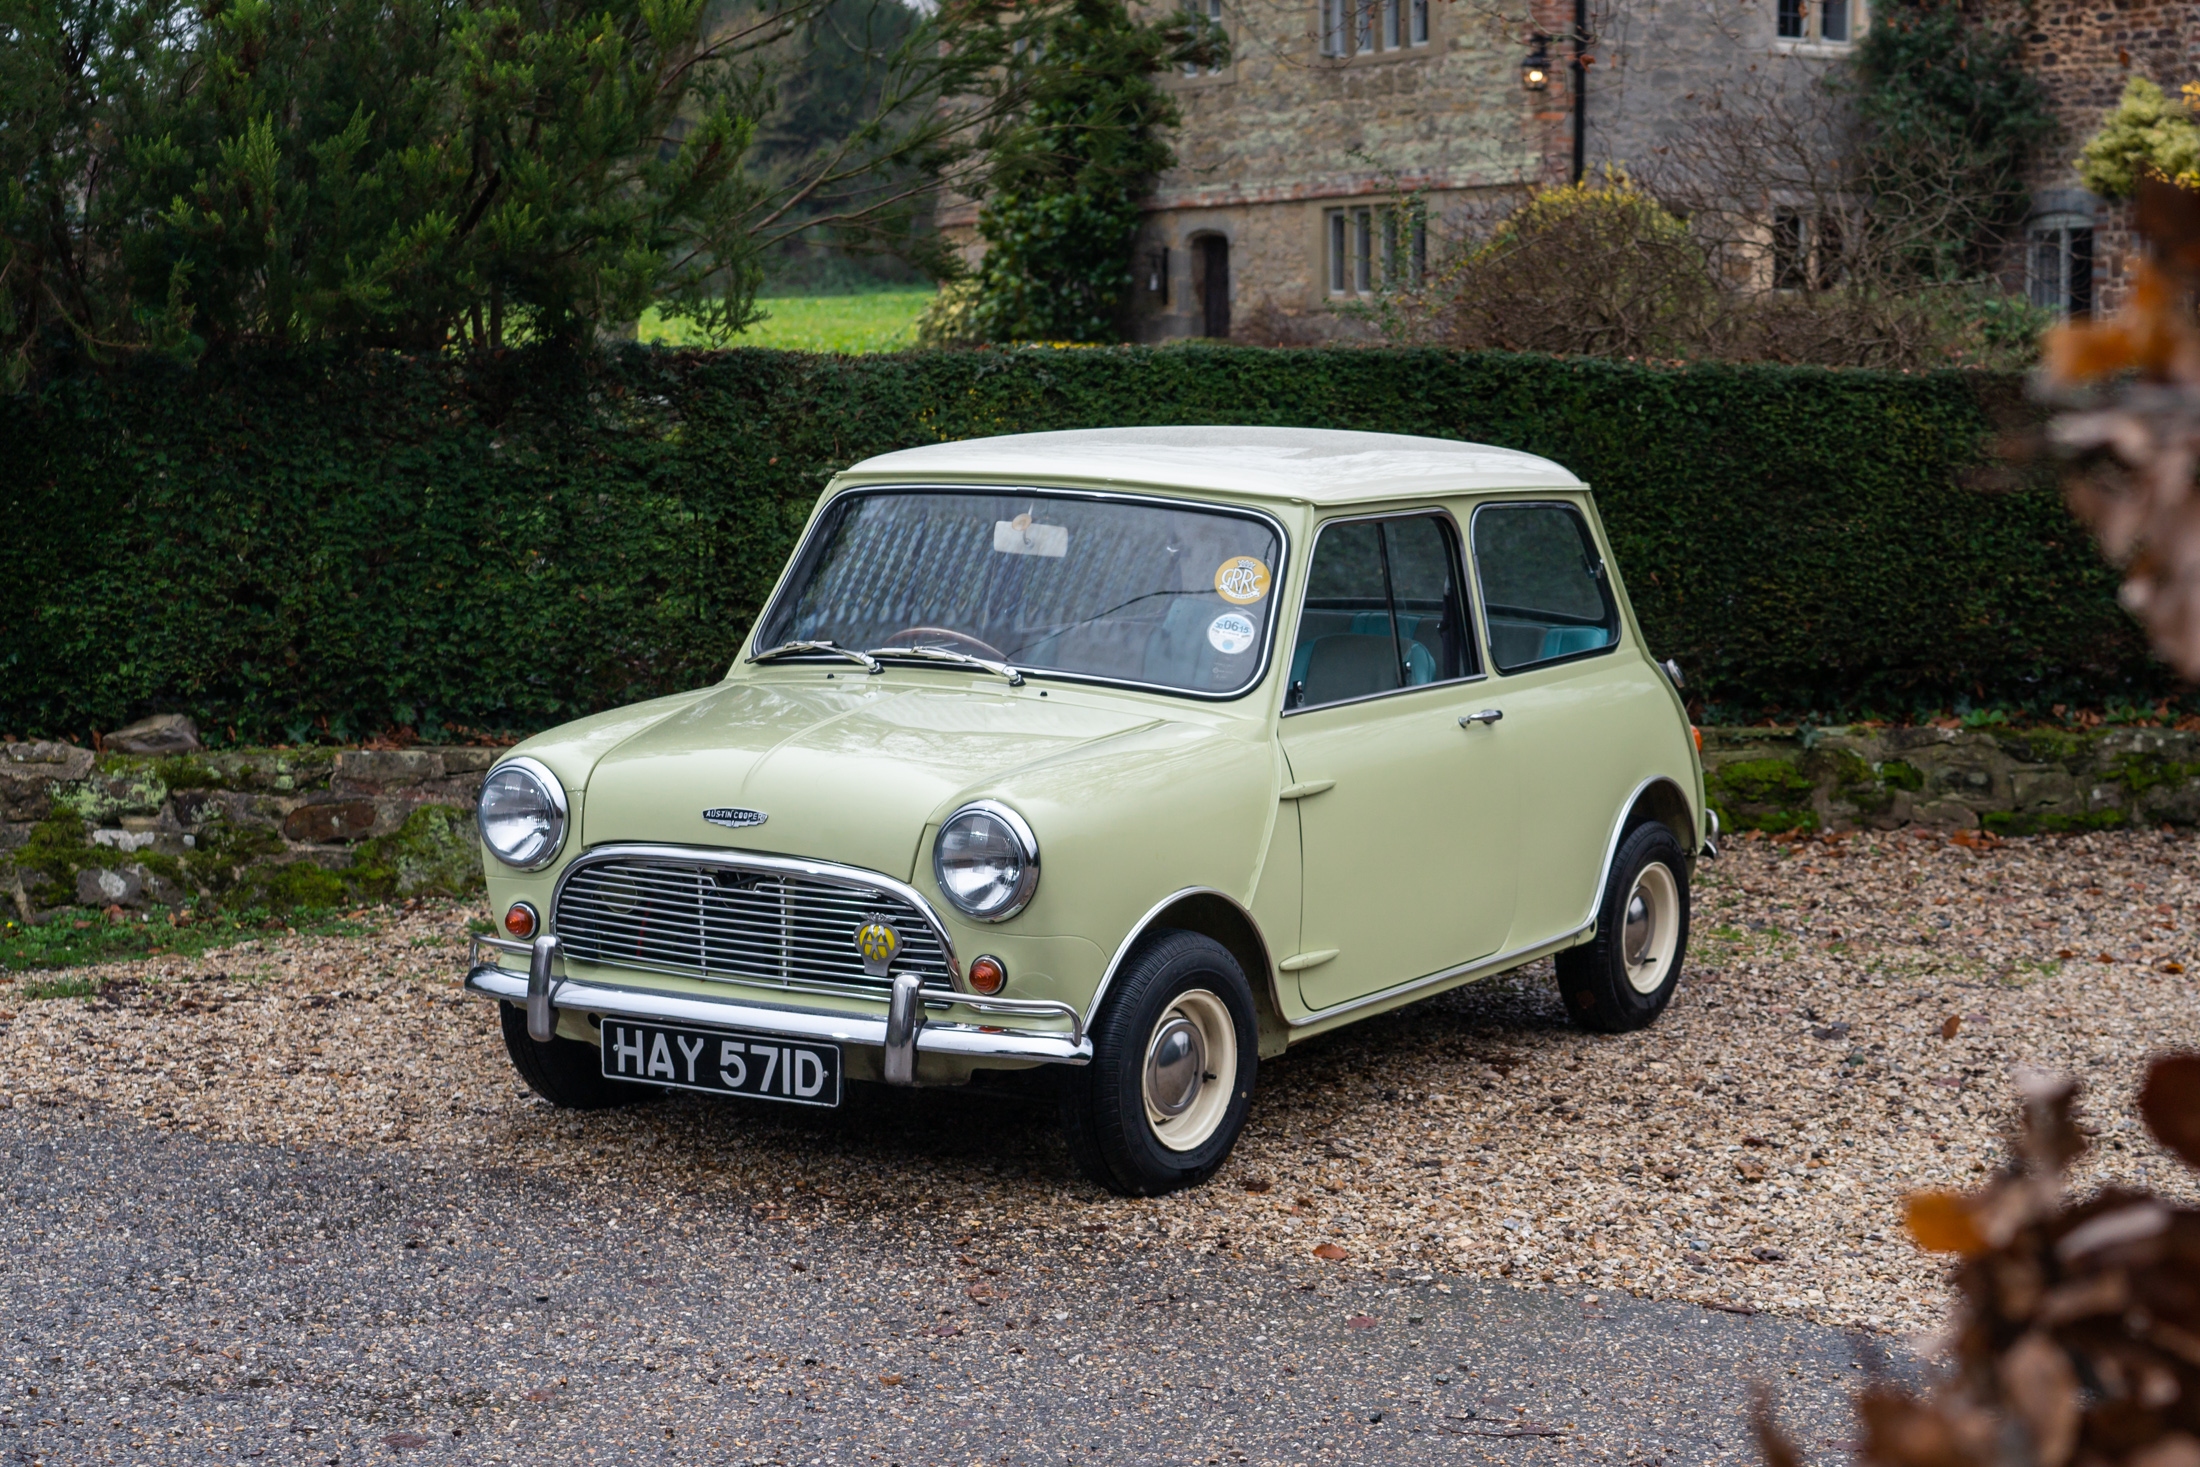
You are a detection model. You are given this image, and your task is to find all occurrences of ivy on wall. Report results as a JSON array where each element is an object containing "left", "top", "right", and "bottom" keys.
[
  {"left": 0, "top": 344, "right": 2157, "bottom": 744},
  {"left": 963, "top": 0, "right": 1226, "bottom": 343}
]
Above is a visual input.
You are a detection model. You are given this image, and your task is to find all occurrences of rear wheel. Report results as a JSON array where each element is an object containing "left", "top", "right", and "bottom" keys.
[
  {"left": 1556, "top": 821, "right": 1690, "bottom": 1033},
  {"left": 498, "top": 1002, "right": 653, "bottom": 1109},
  {"left": 1061, "top": 931, "right": 1258, "bottom": 1195}
]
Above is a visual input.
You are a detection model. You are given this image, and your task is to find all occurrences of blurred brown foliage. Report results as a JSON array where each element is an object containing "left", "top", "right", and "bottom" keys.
[
  {"left": 2044, "top": 180, "right": 2200, "bottom": 680},
  {"left": 1761, "top": 1054, "right": 2200, "bottom": 1467}
]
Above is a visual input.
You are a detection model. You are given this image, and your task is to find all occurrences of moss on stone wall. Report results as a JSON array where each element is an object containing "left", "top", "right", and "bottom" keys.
[
  {"left": 14, "top": 811, "right": 130, "bottom": 907},
  {"left": 1705, "top": 757, "right": 1820, "bottom": 833},
  {"left": 351, "top": 805, "right": 483, "bottom": 901}
]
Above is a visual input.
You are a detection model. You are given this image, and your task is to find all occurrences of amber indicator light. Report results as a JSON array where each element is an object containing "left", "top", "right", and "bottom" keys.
[
  {"left": 968, "top": 955, "right": 1007, "bottom": 995},
  {"left": 504, "top": 903, "right": 538, "bottom": 939}
]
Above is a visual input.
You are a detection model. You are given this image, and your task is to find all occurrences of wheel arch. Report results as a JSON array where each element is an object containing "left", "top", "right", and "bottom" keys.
[
  {"left": 1576, "top": 776, "right": 1699, "bottom": 942},
  {"left": 1085, "top": 888, "right": 1290, "bottom": 1058},
  {"left": 1623, "top": 776, "right": 1698, "bottom": 856}
]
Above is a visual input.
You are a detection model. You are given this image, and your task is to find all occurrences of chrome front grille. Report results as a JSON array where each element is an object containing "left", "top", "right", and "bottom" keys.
[{"left": 553, "top": 854, "right": 955, "bottom": 993}]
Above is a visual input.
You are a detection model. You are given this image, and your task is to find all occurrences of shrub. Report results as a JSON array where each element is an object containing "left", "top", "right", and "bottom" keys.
[
  {"left": 2076, "top": 79, "right": 2200, "bottom": 200},
  {"left": 0, "top": 344, "right": 2162, "bottom": 737}
]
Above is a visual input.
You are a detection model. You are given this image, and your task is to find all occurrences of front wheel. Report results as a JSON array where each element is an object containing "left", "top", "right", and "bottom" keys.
[
  {"left": 1060, "top": 931, "right": 1258, "bottom": 1196},
  {"left": 1555, "top": 821, "right": 1691, "bottom": 1033},
  {"left": 498, "top": 1002, "right": 654, "bottom": 1109}
]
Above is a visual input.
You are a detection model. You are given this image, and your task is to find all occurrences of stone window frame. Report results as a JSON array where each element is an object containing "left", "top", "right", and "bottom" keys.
[
  {"left": 1178, "top": 0, "right": 1231, "bottom": 82},
  {"left": 1317, "top": 0, "right": 1430, "bottom": 62},
  {"left": 1323, "top": 202, "right": 1428, "bottom": 298},
  {"left": 1772, "top": 0, "right": 1865, "bottom": 56},
  {"left": 2027, "top": 213, "right": 2096, "bottom": 321}
]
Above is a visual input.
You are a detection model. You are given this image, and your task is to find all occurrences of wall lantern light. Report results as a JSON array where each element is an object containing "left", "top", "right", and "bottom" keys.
[{"left": 1521, "top": 33, "right": 1552, "bottom": 91}]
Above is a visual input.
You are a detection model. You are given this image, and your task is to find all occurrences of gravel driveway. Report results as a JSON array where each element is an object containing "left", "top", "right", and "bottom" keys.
[{"left": 4, "top": 828, "right": 2195, "bottom": 1458}]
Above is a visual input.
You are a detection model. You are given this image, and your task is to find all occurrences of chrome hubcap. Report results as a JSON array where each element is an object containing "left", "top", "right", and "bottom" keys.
[
  {"left": 1144, "top": 1016, "right": 1207, "bottom": 1117},
  {"left": 1622, "top": 891, "right": 1653, "bottom": 967},
  {"left": 1621, "top": 861, "right": 1681, "bottom": 995}
]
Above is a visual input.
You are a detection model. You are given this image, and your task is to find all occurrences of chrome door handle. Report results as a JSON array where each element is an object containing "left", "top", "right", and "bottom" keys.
[{"left": 1458, "top": 709, "right": 1504, "bottom": 727}]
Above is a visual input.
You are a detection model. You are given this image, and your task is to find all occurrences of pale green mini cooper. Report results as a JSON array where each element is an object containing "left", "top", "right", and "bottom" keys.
[{"left": 464, "top": 427, "right": 1713, "bottom": 1194}]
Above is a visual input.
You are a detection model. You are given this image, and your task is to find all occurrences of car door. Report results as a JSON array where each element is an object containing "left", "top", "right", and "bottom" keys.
[
  {"left": 1468, "top": 498, "right": 1677, "bottom": 947},
  {"left": 1276, "top": 511, "right": 1518, "bottom": 1013}
]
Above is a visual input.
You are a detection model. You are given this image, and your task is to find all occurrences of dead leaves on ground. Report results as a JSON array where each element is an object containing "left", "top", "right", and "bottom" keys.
[{"left": 1767, "top": 1052, "right": 2200, "bottom": 1467}]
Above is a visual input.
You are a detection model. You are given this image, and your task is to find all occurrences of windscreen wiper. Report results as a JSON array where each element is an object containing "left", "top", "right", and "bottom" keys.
[
  {"left": 746, "top": 640, "right": 882, "bottom": 673},
  {"left": 864, "top": 644, "right": 1025, "bottom": 687}
]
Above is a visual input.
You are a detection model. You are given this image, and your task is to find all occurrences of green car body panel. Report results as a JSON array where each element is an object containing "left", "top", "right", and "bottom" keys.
[{"left": 470, "top": 427, "right": 1707, "bottom": 1090}]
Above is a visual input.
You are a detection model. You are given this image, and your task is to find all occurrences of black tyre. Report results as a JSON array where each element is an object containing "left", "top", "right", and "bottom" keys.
[
  {"left": 1555, "top": 821, "right": 1691, "bottom": 1034},
  {"left": 1060, "top": 931, "right": 1259, "bottom": 1196},
  {"left": 498, "top": 1002, "right": 652, "bottom": 1109}
]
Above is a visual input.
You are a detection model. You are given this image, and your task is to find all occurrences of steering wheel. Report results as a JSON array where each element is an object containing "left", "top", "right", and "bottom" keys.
[{"left": 876, "top": 626, "right": 1012, "bottom": 662}]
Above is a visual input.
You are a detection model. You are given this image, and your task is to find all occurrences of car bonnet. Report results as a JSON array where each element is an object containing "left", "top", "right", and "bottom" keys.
[{"left": 577, "top": 678, "right": 1158, "bottom": 881}]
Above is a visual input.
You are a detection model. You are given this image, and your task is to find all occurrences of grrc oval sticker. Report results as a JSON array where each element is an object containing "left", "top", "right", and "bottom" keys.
[
  {"left": 1207, "top": 612, "right": 1257, "bottom": 655},
  {"left": 1214, "top": 556, "right": 1272, "bottom": 605}
]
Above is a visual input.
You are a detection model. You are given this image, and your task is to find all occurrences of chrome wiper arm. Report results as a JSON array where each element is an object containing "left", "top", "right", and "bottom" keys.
[
  {"left": 863, "top": 644, "right": 1025, "bottom": 687},
  {"left": 746, "top": 639, "right": 882, "bottom": 674}
]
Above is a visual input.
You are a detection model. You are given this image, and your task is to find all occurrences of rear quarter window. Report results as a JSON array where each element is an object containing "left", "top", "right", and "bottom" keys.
[{"left": 1472, "top": 502, "right": 1619, "bottom": 674}]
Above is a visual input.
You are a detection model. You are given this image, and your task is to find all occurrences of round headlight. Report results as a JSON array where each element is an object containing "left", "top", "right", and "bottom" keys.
[
  {"left": 932, "top": 801, "right": 1039, "bottom": 922},
  {"left": 477, "top": 757, "right": 567, "bottom": 871}
]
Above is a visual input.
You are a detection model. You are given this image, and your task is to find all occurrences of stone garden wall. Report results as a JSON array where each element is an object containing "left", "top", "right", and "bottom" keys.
[
  {"left": 1702, "top": 725, "right": 2200, "bottom": 835},
  {"left": 1, "top": 739, "right": 493, "bottom": 920},
  {"left": 11, "top": 723, "right": 2200, "bottom": 919}
]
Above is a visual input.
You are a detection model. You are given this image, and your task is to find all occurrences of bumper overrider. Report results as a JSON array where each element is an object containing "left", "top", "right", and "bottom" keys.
[{"left": 463, "top": 926, "right": 1093, "bottom": 1086}]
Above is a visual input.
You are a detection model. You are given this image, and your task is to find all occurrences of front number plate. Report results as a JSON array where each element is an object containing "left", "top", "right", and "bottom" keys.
[{"left": 600, "top": 1019, "right": 842, "bottom": 1108}]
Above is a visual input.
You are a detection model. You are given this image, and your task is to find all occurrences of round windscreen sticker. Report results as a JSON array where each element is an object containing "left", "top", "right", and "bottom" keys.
[
  {"left": 1214, "top": 556, "right": 1271, "bottom": 605},
  {"left": 1207, "top": 612, "right": 1257, "bottom": 655}
]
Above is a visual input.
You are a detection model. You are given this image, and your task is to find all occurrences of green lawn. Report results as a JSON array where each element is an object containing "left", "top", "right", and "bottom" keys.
[{"left": 639, "top": 288, "right": 935, "bottom": 354}]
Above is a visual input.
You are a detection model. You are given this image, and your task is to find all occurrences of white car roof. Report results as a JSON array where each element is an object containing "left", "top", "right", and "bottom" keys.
[{"left": 833, "top": 426, "right": 1585, "bottom": 505}]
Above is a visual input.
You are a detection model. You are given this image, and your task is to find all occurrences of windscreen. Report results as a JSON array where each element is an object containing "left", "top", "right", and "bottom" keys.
[{"left": 753, "top": 490, "right": 1286, "bottom": 696}]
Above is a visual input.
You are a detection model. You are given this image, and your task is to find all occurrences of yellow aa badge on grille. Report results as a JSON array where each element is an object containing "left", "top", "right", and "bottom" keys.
[{"left": 854, "top": 919, "right": 900, "bottom": 978}]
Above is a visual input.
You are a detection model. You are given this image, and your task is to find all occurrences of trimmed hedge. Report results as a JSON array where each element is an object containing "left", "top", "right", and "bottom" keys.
[{"left": 0, "top": 344, "right": 2164, "bottom": 743}]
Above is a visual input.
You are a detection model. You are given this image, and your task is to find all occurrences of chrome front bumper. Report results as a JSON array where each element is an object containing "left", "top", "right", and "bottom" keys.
[{"left": 464, "top": 935, "right": 1091, "bottom": 1080}]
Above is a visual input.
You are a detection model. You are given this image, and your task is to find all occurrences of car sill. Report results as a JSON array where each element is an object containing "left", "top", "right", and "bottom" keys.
[{"left": 1284, "top": 923, "right": 1593, "bottom": 1034}]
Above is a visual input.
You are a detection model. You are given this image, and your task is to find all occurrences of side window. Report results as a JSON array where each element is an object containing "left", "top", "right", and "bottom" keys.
[
  {"left": 1287, "top": 513, "right": 1475, "bottom": 710},
  {"left": 1472, "top": 503, "right": 1618, "bottom": 673}
]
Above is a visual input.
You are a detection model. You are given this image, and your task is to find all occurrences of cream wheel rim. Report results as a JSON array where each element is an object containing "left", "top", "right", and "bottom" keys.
[
  {"left": 1142, "top": 989, "right": 1237, "bottom": 1152},
  {"left": 1621, "top": 861, "right": 1681, "bottom": 994}
]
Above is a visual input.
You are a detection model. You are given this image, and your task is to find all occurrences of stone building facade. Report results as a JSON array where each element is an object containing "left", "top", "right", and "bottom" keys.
[
  {"left": 2014, "top": 2, "right": 2198, "bottom": 317},
  {"left": 1104, "top": 0, "right": 2193, "bottom": 340},
  {"left": 1122, "top": 0, "right": 1873, "bottom": 342}
]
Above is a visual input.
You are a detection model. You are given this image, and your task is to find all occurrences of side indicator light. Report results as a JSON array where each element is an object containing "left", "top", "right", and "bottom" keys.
[
  {"left": 1691, "top": 725, "right": 1703, "bottom": 753},
  {"left": 505, "top": 903, "right": 538, "bottom": 939},
  {"left": 968, "top": 955, "right": 1007, "bottom": 995}
]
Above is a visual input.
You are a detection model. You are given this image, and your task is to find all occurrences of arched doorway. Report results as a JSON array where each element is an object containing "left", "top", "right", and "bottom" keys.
[{"left": 1191, "top": 234, "right": 1231, "bottom": 339}]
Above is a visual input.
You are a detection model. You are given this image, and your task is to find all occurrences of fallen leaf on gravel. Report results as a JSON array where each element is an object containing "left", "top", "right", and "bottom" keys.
[
  {"left": 1242, "top": 1177, "right": 1273, "bottom": 1193},
  {"left": 2141, "top": 1054, "right": 2200, "bottom": 1169},
  {"left": 1942, "top": 1015, "right": 1962, "bottom": 1040},
  {"left": 381, "top": 1432, "right": 431, "bottom": 1450},
  {"left": 878, "top": 1374, "right": 902, "bottom": 1386},
  {"left": 1312, "top": 1242, "right": 1348, "bottom": 1261},
  {"left": 1346, "top": 1314, "right": 1376, "bottom": 1329},
  {"left": 2164, "top": 962, "right": 2187, "bottom": 975},
  {"left": 524, "top": 1388, "right": 556, "bottom": 1402},
  {"left": 929, "top": 1321, "right": 963, "bottom": 1337},
  {"left": 1906, "top": 1191, "right": 1986, "bottom": 1255}
]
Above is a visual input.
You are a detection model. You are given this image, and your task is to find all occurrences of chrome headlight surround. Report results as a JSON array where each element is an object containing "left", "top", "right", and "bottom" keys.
[
  {"left": 476, "top": 756, "right": 568, "bottom": 871},
  {"left": 932, "top": 800, "right": 1040, "bottom": 923}
]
